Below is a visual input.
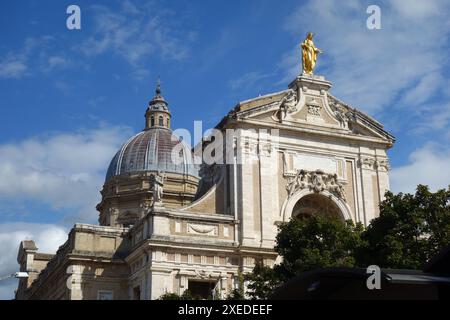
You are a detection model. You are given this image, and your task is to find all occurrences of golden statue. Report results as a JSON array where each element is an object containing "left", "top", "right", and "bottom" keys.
[{"left": 301, "top": 32, "right": 323, "bottom": 75}]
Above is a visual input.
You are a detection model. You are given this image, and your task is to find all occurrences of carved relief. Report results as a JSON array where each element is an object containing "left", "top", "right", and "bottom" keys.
[
  {"left": 307, "top": 104, "right": 321, "bottom": 117},
  {"left": 328, "top": 96, "right": 352, "bottom": 129},
  {"left": 376, "top": 159, "right": 390, "bottom": 172},
  {"left": 258, "top": 143, "right": 272, "bottom": 157},
  {"left": 358, "top": 157, "right": 376, "bottom": 170},
  {"left": 108, "top": 207, "right": 119, "bottom": 216},
  {"left": 333, "top": 104, "right": 349, "bottom": 129},
  {"left": 278, "top": 89, "right": 298, "bottom": 122},
  {"left": 286, "top": 169, "right": 346, "bottom": 200},
  {"left": 310, "top": 170, "right": 326, "bottom": 192},
  {"left": 304, "top": 98, "right": 324, "bottom": 123},
  {"left": 187, "top": 223, "right": 218, "bottom": 236},
  {"left": 242, "top": 137, "right": 257, "bottom": 155},
  {"left": 194, "top": 269, "right": 216, "bottom": 279}
]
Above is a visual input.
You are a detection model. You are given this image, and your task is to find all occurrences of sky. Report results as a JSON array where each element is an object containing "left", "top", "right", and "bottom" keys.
[{"left": 1, "top": 0, "right": 450, "bottom": 299}]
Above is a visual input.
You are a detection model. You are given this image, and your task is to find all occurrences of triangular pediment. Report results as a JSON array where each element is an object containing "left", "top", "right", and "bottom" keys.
[{"left": 226, "top": 76, "right": 394, "bottom": 144}]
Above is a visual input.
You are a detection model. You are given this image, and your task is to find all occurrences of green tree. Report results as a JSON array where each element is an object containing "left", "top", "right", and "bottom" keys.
[
  {"left": 358, "top": 185, "right": 450, "bottom": 269},
  {"left": 158, "top": 292, "right": 181, "bottom": 300},
  {"left": 275, "top": 215, "right": 364, "bottom": 279},
  {"left": 245, "top": 262, "right": 280, "bottom": 300},
  {"left": 245, "top": 185, "right": 450, "bottom": 299},
  {"left": 245, "top": 214, "right": 364, "bottom": 299},
  {"left": 226, "top": 271, "right": 245, "bottom": 300},
  {"left": 158, "top": 290, "right": 197, "bottom": 300}
]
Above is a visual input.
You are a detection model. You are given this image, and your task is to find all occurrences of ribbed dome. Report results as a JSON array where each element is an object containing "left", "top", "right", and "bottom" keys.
[{"left": 105, "top": 128, "right": 198, "bottom": 182}]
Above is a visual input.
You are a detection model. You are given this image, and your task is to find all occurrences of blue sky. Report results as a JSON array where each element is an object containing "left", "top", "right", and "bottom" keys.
[{"left": 1, "top": 0, "right": 450, "bottom": 299}]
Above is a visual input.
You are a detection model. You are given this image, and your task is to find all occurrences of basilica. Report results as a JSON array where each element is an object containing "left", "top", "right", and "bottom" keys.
[{"left": 15, "top": 42, "right": 394, "bottom": 299}]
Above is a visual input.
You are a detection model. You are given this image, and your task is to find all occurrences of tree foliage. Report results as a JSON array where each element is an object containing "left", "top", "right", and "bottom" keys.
[
  {"left": 275, "top": 215, "right": 364, "bottom": 278},
  {"left": 226, "top": 271, "right": 245, "bottom": 300},
  {"left": 245, "top": 262, "right": 281, "bottom": 300},
  {"left": 158, "top": 290, "right": 197, "bottom": 300},
  {"left": 245, "top": 215, "right": 364, "bottom": 299},
  {"left": 358, "top": 185, "right": 450, "bottom": 269},
  {"left": 246, "top": 185, "right": 450, "bottom": 299}
]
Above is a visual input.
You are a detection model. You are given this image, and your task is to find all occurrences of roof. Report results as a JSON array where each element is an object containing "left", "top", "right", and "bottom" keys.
[{"left": 105, "top": 128, "right": 199, "bottom": 182}]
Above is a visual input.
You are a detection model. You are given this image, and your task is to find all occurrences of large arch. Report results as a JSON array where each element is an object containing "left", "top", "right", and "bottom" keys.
[{"left": 280, "top": 189, "right": 352, "bottom": 222}]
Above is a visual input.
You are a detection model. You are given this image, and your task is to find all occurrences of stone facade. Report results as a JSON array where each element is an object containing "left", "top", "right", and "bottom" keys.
[{"left": 15, "top": 73, "right": 394, "bottom": 300}]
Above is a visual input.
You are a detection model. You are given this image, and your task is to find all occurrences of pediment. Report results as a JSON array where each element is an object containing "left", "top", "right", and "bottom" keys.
[
  {"left": 326, "top": 94, "right": 394, "bottom": 141},
  {"left": 233, "top": 90, "right": 347, "bottom": 130},
  {"left": 230, "top": 88, "right": 394, "bottom": 143}
]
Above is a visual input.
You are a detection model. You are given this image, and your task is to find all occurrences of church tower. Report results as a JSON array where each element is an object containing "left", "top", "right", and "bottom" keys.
[
  {"left": 96, "top": 81, "right": 199, "bottom": 228},
  {"left": 145, "top": 80, "right": 171, "bottom": 130}
]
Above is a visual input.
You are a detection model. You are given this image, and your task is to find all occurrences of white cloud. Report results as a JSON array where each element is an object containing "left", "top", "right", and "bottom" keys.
[
  {"left": 79, "top": 1, "right": 194, "bottom": 67},
  {"left": 0, "top": 3, "right": 192, "bottom": 81},
  {"left": 390, "top": 0, "right": 441, "bottom": 20},
  {"left": 0, "top": 36, "right": 63, "bottom": 79},
  {"left": 0, "top": 279, "right": 18, "bottom": 301},
  {"left": 282, "top": 0, "right": 450, "bottom": 114},
  {"left": 400, "top": 72, "right": 444, "bottom": 107},
  {"left": 282, "top": 1, "right": 450, "bottom": 196},
  {"left": 0, "top": 124, "right": 132, "bottom": 223},
  {"left": 0, "top": 124, "right": 130, "bottom": 299},
  {"left": 0, "top": 39, "right": 35, "bottom": 79},
  {"left": 0, "top": 223, "right": 67, "bottom": 300},
  {"left": 42, "top": 56, "right": 71, "bottom": 73},
  {"left": 411, "top": 102, "right": 450, "bottom": 136},
  {"left": 229, "top": 71, "right": 273, "bottom": 91},
  {"left": 391, "top": 143, "right": 450, "bottom": 193},
  {"left": 0, "top": 57, "right": 27, "bottom": 79}
]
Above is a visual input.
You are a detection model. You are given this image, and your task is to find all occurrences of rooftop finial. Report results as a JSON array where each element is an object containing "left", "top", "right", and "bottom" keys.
[{"left": 156, "top": 76, "right": 161, "bottom": 95}]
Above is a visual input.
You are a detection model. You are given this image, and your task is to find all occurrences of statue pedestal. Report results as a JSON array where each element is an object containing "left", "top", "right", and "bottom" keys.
[
  {"left": 152, "top": 202, "right": 165, "bottom": 213},
  {"left": 289, "top": 73, "right": 332, "bottom": 96}
]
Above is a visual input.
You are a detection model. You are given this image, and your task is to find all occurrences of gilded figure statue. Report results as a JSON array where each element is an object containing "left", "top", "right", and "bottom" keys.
[{"left": 301, "top": 32, "right": 323, "bottom": 75}]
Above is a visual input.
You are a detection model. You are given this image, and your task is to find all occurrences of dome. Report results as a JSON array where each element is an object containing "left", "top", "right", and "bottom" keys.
[{"left": 105, "top": 127, "right": 198, "bottom": 182}]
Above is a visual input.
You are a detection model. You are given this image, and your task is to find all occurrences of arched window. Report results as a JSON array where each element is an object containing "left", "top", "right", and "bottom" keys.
[
  {"left": 166, "top": 118, "right": 170, "bottom": 128},
  {"left": 158, "top": 116, "right": 164, "bottom": 126},
  {"left": 150, "top": 116, "right": 154, "bottom": 127}
]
